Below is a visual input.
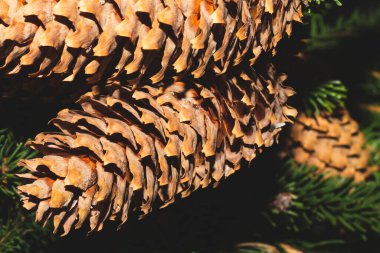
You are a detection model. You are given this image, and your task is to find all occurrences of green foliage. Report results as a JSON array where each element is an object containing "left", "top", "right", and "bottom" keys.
[
  {"left": 0, "top": 129, "right": 52, "bottom": 253},
  {"left": 0, "top": 198, "right": 52, "bottom": 253},
  {"left": 303, "top": 80, "right": 347, "bottom": 116},
  {"left": 305, "top": 0, "right": 342, "bottom": 17},
  {"left": 263, "top": 160, "right": 380, "bottom": 241},
  {"left": 362, "top": 71, "right": 380, "bottom": 99},
  {"left": 0, "top": 129, "right": 37, "bottom": 198},
  {"left": 306, "top": 4, "right": 380, "bottom": 51},
  {"left": 308, "top": 0, "right": 342, "bottom": 8},
  {"left": 363, "top": 122, "right": 380, "bottom": 166}
]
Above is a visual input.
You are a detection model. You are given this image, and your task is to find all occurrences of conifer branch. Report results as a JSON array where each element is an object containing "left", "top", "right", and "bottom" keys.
[
  {"left": 363, "top": 123, "right": 380, "bottom": 166},
  {"left": 0, "top": 197, "right": 53, "bottom": 253},
  {"left": 0, "top": 129, "right": 52, "bottom": 253},
  {"left": 308, "top": 0, "right": 342, "bottom": 8},
  {"left": 361, "top": 71, "right": 380, "bottom": 99},
  {"left": 306, "top": 4, "right": 380, "bottom": 51},
  {"left": 303, "top": 80, "right": 347, "bottom": 116},
  {"left": 0, "top": 129, "right": 37, "bottom": 198},
  {"left": 263, "top": 160, "right": 380, "bottom": 240}
]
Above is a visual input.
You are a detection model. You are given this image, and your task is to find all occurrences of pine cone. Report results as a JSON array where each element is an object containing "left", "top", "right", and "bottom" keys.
[
  {"left": 0, "top": 0, "right": 305, "bottom": 85},
  {"left": 17, "top": 65, "right": 296, "bottom": 235},
  {"left": 284, "top": 110, "right": 378, "bottom": 182}
]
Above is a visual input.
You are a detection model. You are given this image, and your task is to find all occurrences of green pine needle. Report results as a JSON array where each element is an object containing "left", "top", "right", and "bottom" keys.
[
  {"left": 0, "top": 129, "right": 53, "bottom": 253},
  {"left": 0, "top": 129, "right": 37, "bottom": 198},
  {"left": 264, "top": 160, "right": 380, "bottom": 240},
  {"left": 362, "top": 71, "right": 380, "bottom": 98},
  {"left": 307, "top": 4, "right": 380, "bottom": 51},
  {"left": 0, "top": 203, "right": 51, "bottom": 253},
  {"left": 363, "top": 122, "right": 380, "bottom": 166},
  {"left": 304, "top": 80, "right": 347, "bottom": 116},
  {"left": 309, "top": 0, "right": 342, "bottom": 7}
]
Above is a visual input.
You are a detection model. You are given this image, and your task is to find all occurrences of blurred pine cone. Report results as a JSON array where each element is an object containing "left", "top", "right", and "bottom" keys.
[
  {"left": 284, "top": 110, "right": 378, "bottom": 182},
  {"left": 235, "top": 242, "right": 302, "bottom": 253},
  {"left": 17, "top": 65, "right": 296, "bottom": 235}
]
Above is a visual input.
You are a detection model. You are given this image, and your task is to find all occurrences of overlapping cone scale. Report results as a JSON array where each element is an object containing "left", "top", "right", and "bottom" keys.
[
  {"left": 17, "top": 65, "right": 296, "bottom": 235},
  {"left": 285, "top": 110, "right": 378, "bottom": 182},
  {"left": 0, "top": 0, "right": 305, "bottom": 85}
]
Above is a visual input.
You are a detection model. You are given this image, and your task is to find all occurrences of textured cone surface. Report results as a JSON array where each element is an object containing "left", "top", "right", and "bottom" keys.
[
  {"left": 285, "top": 110, "right": 377, "bottom": 182},
  {"left": 0, "top": 0, "right": 305, "bottom": 85},
  {"left": 17, "top": 65, "right": 296, "bottom": 235}
]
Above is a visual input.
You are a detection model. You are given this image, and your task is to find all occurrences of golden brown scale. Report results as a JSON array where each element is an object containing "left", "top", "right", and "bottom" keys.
[
  {"left": 17, "top": 65, "right": 296, "bottom": 235},
  {"left": 284, "top": 110, "right": 378, "bottom": 182},
  {"left": 0, "top": 0, "right": 306, "bottom": 85}
]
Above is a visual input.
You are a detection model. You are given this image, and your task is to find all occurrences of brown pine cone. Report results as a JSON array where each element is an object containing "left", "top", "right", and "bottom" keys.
[
  {"left": 284, "top": 110, "right": 378, "bottom": 182},
  {"left": 17, "top": 65, "right": 296, "bottom": 235},
  {"left": 0, "top": 0, "right": 306, "bottom": 85}
]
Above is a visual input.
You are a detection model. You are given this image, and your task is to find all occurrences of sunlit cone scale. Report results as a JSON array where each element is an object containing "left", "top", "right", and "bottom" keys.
[
  {"left": 0, "top": 0, "right": 305, "bottom": 85},
  {"left": 285, "top": 110, "right": 378, "bottom": 182},
  {"left": 17, "top": 65, "right": 297, "bottom": 235}
]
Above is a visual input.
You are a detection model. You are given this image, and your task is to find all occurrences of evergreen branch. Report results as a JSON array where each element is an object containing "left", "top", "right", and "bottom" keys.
[
  {"left": 0, "top": 197, "right": 52, "bottom": 253},
  {"left": 306, "top": 4, "right": 380, "bottom": 51},
  {"left": 362, "top": 71, "right": 380, "bottom": 98},
  {"left": 0, "top": 129, "right": 37, "bottom": 198},
  {"left": 362, "top": 121, "right": 380, "bottom": 166},
  {"left": 0, "top": 129, "right": 53, "bottom": 253},
  {"left": 304, "top": 0, "right": 342, "bottom": 18},
  {"left": 303, "top": 80, "right": 347, "bottom": 116},
  {"left": 264, "top": 160, "right": 380, "bottom": 240},
  {"left": 308, "top": 0, "right": 342, "bottom": 8}
]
